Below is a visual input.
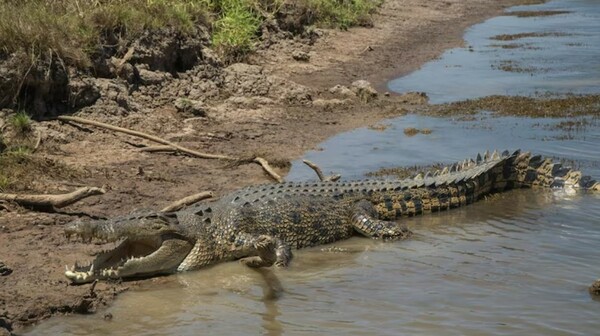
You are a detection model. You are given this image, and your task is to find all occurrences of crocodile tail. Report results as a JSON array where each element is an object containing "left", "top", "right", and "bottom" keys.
[{"left": 493, "top": 150, "right": 599, "bottom": 191}]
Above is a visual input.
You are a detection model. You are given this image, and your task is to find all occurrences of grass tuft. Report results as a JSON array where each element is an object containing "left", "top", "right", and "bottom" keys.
[
  {"left": 0, "top": 174, "right": 10, "bottom": 192},
  {"left": 308, "top": 0, "right": 381, "bottom": 29},
  {"left": 9, "top": 111, "right": 33, "bottom": 135},
  {"left": 212, "top": 0, "right": 262, "bottom": 62}
]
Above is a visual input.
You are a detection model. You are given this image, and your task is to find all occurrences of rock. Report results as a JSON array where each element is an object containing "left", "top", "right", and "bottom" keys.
[
  {"left": 397, "top": 91, "right": 429, "bottom": 105},
  {"left": 0, "top": 56, "right": 23, "bottom": 109},
  {"left": 328, "top": 85, "right": 355, "bottom": 98},
  {"left": 130, "top": 27, "right": 208, "bottom": 73},
  {"left": 590, "top": 279, "right": 600, "bottom": 297},
  {"left": 118, "top": 63, "right": 138, "bottom": 84},
  {"left": 223, "top": 63, "right": 270, "bottom": 97},
  {"left": 0, "top": 261, "right": 12, "bottom": 276},
  {"left": 312, "top": 98, "right": 349, "bottom": 110},
  {"left": 268, "top": 76, "right": 312, "bottom": 105},
  {"left": 67, "top": 77, "right": 101, "bottom": 109},
  {"left": 350, "top": 80, "right": 378, "bottom": 102},
  {"left": 225, "top": 96, "right": 275, "bottom": 109},
  {"left": 292, "top": 50, "right": 310, "bottom": 62},
  {"left": 174, "top": 98, "right": 206, "bottom": 117},
  {"left": 137, "top": 68, "right": 172, "bottom": 85},
  {"left": 223, "top": 63, "right": 312, "bottom": 104}
]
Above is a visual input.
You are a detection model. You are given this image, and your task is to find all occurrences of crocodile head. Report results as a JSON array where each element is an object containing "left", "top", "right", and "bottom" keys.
[{"left": 64, "top": 211, "right": 194, "bottom": 284}]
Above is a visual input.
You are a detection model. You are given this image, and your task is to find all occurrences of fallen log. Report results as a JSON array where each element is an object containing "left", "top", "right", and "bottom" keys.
[
  {"left": 161, "top": 191, "right": 214, "bottom": 213},
  {"left": 57, "top": 116, "right": 234, "bottom": 160},
  {"left": 0, "top": 187, "right": 106, "bottom": 209},
  {"left": 253, "top": 157, "right": 284, "bottom": 183},
  {"left": 57, "top": 116, "right": 284, "bottom": 182}
]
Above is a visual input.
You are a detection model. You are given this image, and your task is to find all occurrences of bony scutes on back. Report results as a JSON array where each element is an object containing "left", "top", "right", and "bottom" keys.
[{"left": 63, "top": 149, "right": 599, "bottom": 284}]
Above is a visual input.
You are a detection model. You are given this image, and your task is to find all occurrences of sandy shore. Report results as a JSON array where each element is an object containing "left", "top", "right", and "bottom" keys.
[{"left": 0, "top": 0, "right": 542, "bottom": 334}]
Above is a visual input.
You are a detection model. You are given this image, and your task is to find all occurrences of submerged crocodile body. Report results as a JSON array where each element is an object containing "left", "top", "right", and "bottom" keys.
[{"left": 64, "top": 150, "right": 599, "bottom": 283}]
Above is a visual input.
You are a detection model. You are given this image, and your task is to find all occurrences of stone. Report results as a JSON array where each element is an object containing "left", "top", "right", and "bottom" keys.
[
  {"left": 174, "top": 98, "right": 206, "bottom": 117},
  {"left": 350, "top": 80, "right": 378, "bottom": 102},
  {"left": 292, "top": 50, "right": 310, "bottom": 62}
]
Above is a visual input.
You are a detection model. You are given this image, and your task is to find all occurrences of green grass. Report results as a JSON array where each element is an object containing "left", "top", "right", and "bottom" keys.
[
  {"left": 0, "top": 174, "right": 10, "bottom": 192},
  {"left": 211, "top": 0, "right": 262, "bottom": 62},
  {"left": 6, "top": 145, "right": 33, "bottom": 157},
  {"left": 0, "top": 0, "right": 381, "bottom": 72},
  {"left": 308, "top": 0, "right": 381, "bottom": 29},
  {"left": 9, "top": 111, "right": 33, "bottom": 135},
  {"left": 0, "top": 1, "right": 213, "bottom": 71}
]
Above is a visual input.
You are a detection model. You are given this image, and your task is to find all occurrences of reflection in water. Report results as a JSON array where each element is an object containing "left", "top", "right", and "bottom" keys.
[{"left": 252, "top": 268, "right": 284, "bottom": 336}]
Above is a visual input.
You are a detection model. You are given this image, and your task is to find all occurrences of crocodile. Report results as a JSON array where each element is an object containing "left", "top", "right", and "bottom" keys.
[{"left": 64, "top": 150, "right": 599, "bottom": 284}]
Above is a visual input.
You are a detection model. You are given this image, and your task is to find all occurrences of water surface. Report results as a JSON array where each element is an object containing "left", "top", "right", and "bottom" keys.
[{"left": 388, "top": 0, "right": 600, "bottom": 103}]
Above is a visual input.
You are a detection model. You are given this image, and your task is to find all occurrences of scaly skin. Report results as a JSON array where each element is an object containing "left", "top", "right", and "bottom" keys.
[{"left": 64, "top": 150, "right": 599, "bottom": 283}]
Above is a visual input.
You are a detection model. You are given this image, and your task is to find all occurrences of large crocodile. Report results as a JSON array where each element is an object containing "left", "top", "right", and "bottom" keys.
[{"left": 64, "top": 150, "right": 599, "bottom": 284}]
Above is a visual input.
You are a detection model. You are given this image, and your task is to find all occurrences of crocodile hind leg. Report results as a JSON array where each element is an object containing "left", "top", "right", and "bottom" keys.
[{"left": 351, "top": 200, "right": 412, "bottom": 240}]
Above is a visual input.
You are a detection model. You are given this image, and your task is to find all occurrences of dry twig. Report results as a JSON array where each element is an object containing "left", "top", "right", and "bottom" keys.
[
  {"left": 254, "top": 157, "right": 284, "bottom": 183},
  {"left": 0, "top": 187, "right": 106, "bottom": 209},
  {"left": 57, "top": 116, "right": 234, "bottom": 160},
  {"left": 139, "top": 145, "right": 178, "bottom": 153},
  {"left": 302, "top": 160, "right": 341, "bottom": 182},
  {"left": 161, "top": 191, "right": 213, "bottom": 213},
  {"left": 57, "top": 116, "right": 285, "bottom": 183}
]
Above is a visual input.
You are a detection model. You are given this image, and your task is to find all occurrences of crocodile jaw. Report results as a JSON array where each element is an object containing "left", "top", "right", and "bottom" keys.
[{"left": 65, "top": 237, "right": 162, "bottom": 284}]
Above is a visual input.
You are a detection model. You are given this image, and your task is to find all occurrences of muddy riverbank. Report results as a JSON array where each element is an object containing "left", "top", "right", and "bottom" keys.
[{"left": 0, "top": 0, "right": 566, "bottom": 334}]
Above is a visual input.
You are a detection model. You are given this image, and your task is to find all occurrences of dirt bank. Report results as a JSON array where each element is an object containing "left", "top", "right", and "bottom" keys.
[{"left": 0, "top": 0, "right": 546, "bottom": 334}]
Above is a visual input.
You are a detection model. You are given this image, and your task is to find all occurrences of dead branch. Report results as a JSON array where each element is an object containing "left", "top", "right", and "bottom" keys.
[
  {"left": 33, "top": 129, "right": 42, "bottom": 152},
  {"left": 139, "top": 145, "right": 178, "bottom": 153},
  {"left": 116, "top": 47, "right": 135, "bottom": 72},
  {"left": 56, "top": 116, "right": 234, "bottom": 160},
  {"left": 302, "top": 160, "right": 341, "bottom": 182},
  {"left": 57, "top": 116, "right": 286, "bottom": 183},
  {"left": 0, "top": 187, "right": 106, "bottom": 209},
  {"left": 161, "top": 191, "right": 213, "bottom": 213},
  {"left": 254, "top": 157, "right": 284, "bottom": 183}
]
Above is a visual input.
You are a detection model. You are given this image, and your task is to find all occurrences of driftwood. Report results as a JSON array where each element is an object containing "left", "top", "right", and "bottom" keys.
[
  {"left": 139, "top": 145, "right": 177, "bottom": 153},
  {"left": 0, "top": 187, "right": 106, "bottom": 209},
  {"left": 57, "top": 116, "right": 234, "bottom": 160},
  {"left": 57, "top": 116, "right": 284, "bottom": 182},
  {"left": 302, "top": 160, "right": 341, "bottom": 182},
  {"left": 161, "top": 191, "right": 213, "bottom": 213},
  {"left": 253, "top": 157, "right": 284, "bottom": 183}
]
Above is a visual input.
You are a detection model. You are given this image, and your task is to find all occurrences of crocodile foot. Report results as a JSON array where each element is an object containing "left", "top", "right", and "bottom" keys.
[{"left": 240, "top": 235, "right": 278, "bottom": 268}]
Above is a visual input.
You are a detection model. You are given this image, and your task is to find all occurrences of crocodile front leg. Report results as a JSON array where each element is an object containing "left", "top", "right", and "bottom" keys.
[
  {"left": 232, "top": 234, "right": 280, "bottom": 268},
  {"left": 351, "top": 200, "right": 412, "bottom": 240}
]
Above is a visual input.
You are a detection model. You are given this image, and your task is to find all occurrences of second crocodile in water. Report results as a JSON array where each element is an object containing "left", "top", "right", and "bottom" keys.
[{"left": 64, "top": 150, "right": 599, "bottom": 283}]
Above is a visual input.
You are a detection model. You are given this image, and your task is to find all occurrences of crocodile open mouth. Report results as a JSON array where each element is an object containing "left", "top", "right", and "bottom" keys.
[{"left": 65, "top": 237, "right": 162, "bottom": 284}]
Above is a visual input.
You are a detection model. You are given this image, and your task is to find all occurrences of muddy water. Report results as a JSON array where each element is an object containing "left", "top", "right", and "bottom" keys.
[
  {"left": 27, "top": 1, "right": 600, "bottom": 335},
  {"left": 388, "top": 0, "right": 600, "bottom": 103}
]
